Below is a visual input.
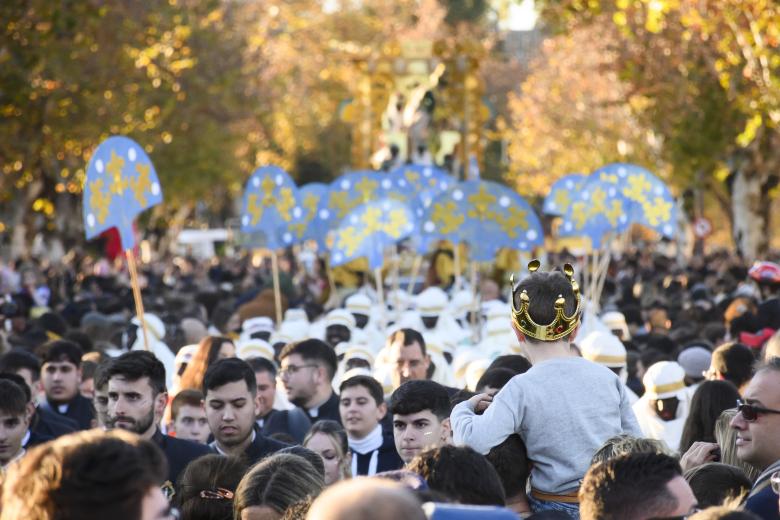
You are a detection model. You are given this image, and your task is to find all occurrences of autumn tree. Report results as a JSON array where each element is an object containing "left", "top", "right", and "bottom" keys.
[{"left": 536, "top": 0, "right": 780, "bottom": 259}]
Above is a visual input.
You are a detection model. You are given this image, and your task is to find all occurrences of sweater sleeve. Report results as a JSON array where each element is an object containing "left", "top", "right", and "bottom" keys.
[
  {"left": 618, "top": 381, "right": 643, "bottom": 436},
  {"left": 451, "top": 383, "right": 522, "bottom": 455}
]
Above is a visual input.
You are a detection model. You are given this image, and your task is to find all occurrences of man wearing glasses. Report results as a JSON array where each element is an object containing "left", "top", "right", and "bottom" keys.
[
  {"left": 279, "top": 339, "right": 342, "bottom": 424},
  {"left": 732, "top": 357, "right": 780, "bottom": 519}
]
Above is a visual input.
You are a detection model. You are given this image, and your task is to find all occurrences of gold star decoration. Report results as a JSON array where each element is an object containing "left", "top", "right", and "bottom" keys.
[
  {"left": 355, "top": 177, "right": 377, "bottom": 201},
  {"left": 106, "top": 150, "right": 127, "bottom": 196},
  {"left": 643, "top": 197, "right": 672, "bottom": 226},
  {"left": 246, "top": 194, "right": 264, "bottom": 225},
  {"left": 571, "top": 201, "right": 589, "bottom": 229},
  {"left": 336, "top": 226, "right": 364, "bottom": 256},
  {"left": 495, "top": 206, "right": 529, "bottom": 238},
  {"left": 303, "top": 193, "right": 319, "bottom": 215},
  {"left": 384, "top": 208, "right": 408, "bottom": 238},
  {"left": 599, "top": 172, "right": 619, "bottom": 184},
  {"left": 554, "top": 189, "right": 571, "bottom": 212},
  {"left": 89, "top": 178, "right": 112, "bottom": 225},
  {"left": 329, "top": 192, "right": 353, "bottom": 218},
  {"left": 362, "top": 206, "right": 384, "bottom": 234},
  {"left": 276, "top": 187, "right": 295, "bottom": 222},
  {"left": 131, "top": 162, "right": 152, "bottom": 207},
  {"left": 467, "top": 185, "right": 496, "bottom": 220},
  {"left": 623, "top": 175, "right": 652, "bottom": 203},
  {"left": 432, "top": 201, "right": 464, "bottom": 234}
]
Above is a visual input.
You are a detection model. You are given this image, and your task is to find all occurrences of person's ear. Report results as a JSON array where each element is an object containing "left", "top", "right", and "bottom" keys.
[
  {"left": 25, "top": 402, "right": 34, "bottom": 425},
  {"left": 377, "top": 402, "right": 387, "bottom": 421},
  {"left": 511, "top": 322, "right": 527, "bottom": 343},
  {"left": 440, "top": 417, "right": 452, "bottom": 443},
  {"left": 568, "top": 324, "right": 579, "bottom": 342},
  {"left": 155, "top": 391, "right": 168, "bottom": 416}
]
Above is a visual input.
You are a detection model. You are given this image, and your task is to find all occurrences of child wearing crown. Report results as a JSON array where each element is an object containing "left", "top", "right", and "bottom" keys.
[{"left": 451, "top": 261, "right": 641, "bottom": 518}]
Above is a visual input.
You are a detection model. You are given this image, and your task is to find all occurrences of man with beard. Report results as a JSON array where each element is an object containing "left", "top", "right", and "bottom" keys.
[
  {"left": 203, "top": 358, "right": 289, "bottom": 466},
  {"left": 279, "top": 339, "right": 341, "bottom": 424},
  {"left": 106, "top": 351, "right": 210, "bottom": 489},
  {"left": 37, "top": 340, "right": 94, "bottom": 430}
]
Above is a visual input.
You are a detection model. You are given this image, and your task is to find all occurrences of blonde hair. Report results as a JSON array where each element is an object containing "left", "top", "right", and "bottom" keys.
[
  {"left": 591, "top": 434, "right": 675, "bottom": 465},
  {"left": 303, "top": 420, "right": 352, "bottom": 482},
  {"left": 714, "top": 409, "right": 761, "bottom": 482}
]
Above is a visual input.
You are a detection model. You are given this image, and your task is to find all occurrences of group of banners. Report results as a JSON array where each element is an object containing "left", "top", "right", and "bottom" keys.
[{"left": 82, "top": 136, "right": 678, "bottom": 267}]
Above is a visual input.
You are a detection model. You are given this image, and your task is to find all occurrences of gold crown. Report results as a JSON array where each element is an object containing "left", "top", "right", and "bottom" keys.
[{"left": 509, "top": 259, "right": 582, "bottom": 341}]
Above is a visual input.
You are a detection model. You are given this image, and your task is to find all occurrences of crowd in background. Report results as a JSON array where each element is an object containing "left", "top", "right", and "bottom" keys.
[{"left": 0, "top": 244, "right": 779, "bottom": 519}]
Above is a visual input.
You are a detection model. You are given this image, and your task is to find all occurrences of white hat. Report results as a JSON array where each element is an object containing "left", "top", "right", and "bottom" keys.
[
  {"left": 340, "top": 366, "right": 373, "bottom": 382},
  {"left": 580, "top": 331, "right": 627, "bottom": 368},
  {"left": 601, "top": 311, "right": 631, "bottom": 340},
  {"left": 416, "top": 287, "right": 448, "bottom": 317},
  {"left": 131, "top": 313, "right": 165, "bottom": 341},
  {"left": 346, "top": 293, "right": 373, "bottom": 315},
  {"left": 387, "top": 290, "right": 412, "bottom": 312},
  {"left": 284, "top": 308, "right": 309, "bottom": 323},
  {"left": 242, "top": 316, "right": 275, "bottom": 336},
  {"left": 450, "top": 290, "right": 475, "bottom": 318},
  {"left": 481, "top": 300, "right": 506, "bottom": 323},
  {"left": 326, "top": 309, "right": 356, "bottom": 329},
  {"left": 237, "top": 338, "right": 275, "bottom": 361},
  {"left": 643, "top": 361, "right": 687, "bottom": 400},
  {"left": 344, "top": 345, "right": 375, "bottom": 366}
]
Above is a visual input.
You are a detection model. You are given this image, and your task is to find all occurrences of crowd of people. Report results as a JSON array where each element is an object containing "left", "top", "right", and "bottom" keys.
[{"left": 0, "top": 245, "right": 779, "bottom": 519}]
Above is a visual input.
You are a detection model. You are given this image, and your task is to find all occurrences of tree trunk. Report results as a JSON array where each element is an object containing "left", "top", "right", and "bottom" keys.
[{"left": 729, "top": 155, "right": 773, "bottom": 262}]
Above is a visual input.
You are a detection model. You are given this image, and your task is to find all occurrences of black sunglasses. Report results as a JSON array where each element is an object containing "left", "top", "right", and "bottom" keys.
[{"left": 736, "top": 399, "right": 780, "bottom": 422}]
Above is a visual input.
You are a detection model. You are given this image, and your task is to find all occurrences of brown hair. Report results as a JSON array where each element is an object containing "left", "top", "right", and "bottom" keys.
[
  {"left": 234, "top": 454, "right": 324, "bottom": 519},
  {"left": 513, "top": 270, "right": 578, "bottom": 344},
  {"left": 175, "top": 454, "right": 247, "bottom": 520},
  {"left": 179, "top": 336, "right": 234, "bottom": 392},
  {"left": 1, "top": 429, "right": 166, "bottom": 520},
  {"left": 171, "top": 388, "right": 205, "bottom": 421}
]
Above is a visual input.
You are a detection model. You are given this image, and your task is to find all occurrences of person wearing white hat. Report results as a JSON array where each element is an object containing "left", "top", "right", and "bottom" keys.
[
  {"left": 129, "top": 313, "right": 175, "bottom": 391},
  {"left": 632, "top": 361, "right": 691, "bottom": 452},
  {"left": 416, "top": 287, "right": 468, "bottom": 357},
  {"left": 346, "top": 293, "right": 384, "bottom": 351},
  {"left": 324, "top": 309, "right": 356, "bottom": 350},
  {"left": 236, "top": 338, "right": 275, "bottom": 362},
  {"left": 240, "top": 316, "right": 275, "bottom": 344},
  {"left": 580, "top": 331, "right": 639, "bottom": 404},
  {"left": 600, "top": 311, "right": 631, "bottom": 341}
]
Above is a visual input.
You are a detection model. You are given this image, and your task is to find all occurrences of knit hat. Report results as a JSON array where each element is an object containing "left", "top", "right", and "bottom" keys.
[{"left": 676, "top": 346, "right": 712, "bottom": 379}]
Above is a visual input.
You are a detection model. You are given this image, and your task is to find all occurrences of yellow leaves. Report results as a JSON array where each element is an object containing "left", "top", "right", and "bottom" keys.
[
  {"left": 613, "top": 11, "right": 628, "bottom": 27},
  {"left": 737, "top": 114, "right": 763, "bottom": 147}
]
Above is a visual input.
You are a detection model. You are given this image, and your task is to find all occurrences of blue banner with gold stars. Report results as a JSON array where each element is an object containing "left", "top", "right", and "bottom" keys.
[
  {"left": 597, "top": 163, "right": 677, "bottom": 239},
  {"left": 558, "top": 176, "right": 630, "bottom": 249},
  {"left": 422, "top": 180, "right": 544, "bottom": 261},
  {"left": 83, "top": 136, "right": 163, "bottom": 250},
  {"left": 282, "top": 182, "right": 330, "bottom": 249},
  {"left": 241, "top": 165, "right": 299, "bottom": 250},
  {"left": 330, "top": 198, "right": 416, "bottom": 270},
  {"left": 543, "top": 174, "right": 586, "bottom": 217}
]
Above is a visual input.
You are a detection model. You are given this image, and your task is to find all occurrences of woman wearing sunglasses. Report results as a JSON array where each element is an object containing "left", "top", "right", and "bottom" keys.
[{"left": 731, "top": 358, "right": 780, "bottom": 520}]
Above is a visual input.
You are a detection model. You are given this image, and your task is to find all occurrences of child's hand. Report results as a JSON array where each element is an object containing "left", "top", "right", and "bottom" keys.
[{"left": 468, "top": 393, "right": 494, "bottom": 414}]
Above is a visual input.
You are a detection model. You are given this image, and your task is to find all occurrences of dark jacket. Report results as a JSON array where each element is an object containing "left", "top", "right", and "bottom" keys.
[
  {"left": 152, "top": 429, "right": 212, "bottom": 486},
  {"left": 32, "top": 406, "right": 78, "bottom": 439},
  {"left": 24, "top": 429, "right": 54, "bottom": 449},
  {"left": 212, "top": 425, "right": 290, "bottom": 467},
  {"left": 352, "top": 429, "right": 403, "bottom": 476},
  {"left": 259, "top": 407, "right": 312, "bottom": 444},
  {"left": 305, "top": 391, "right": 342, "bottom": 425},
  {"left": 745, "top": 462, "right": 780, "bottom": 520},
  {"left": 43, "top": 394, "right": 95, "bottom": 431}
]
